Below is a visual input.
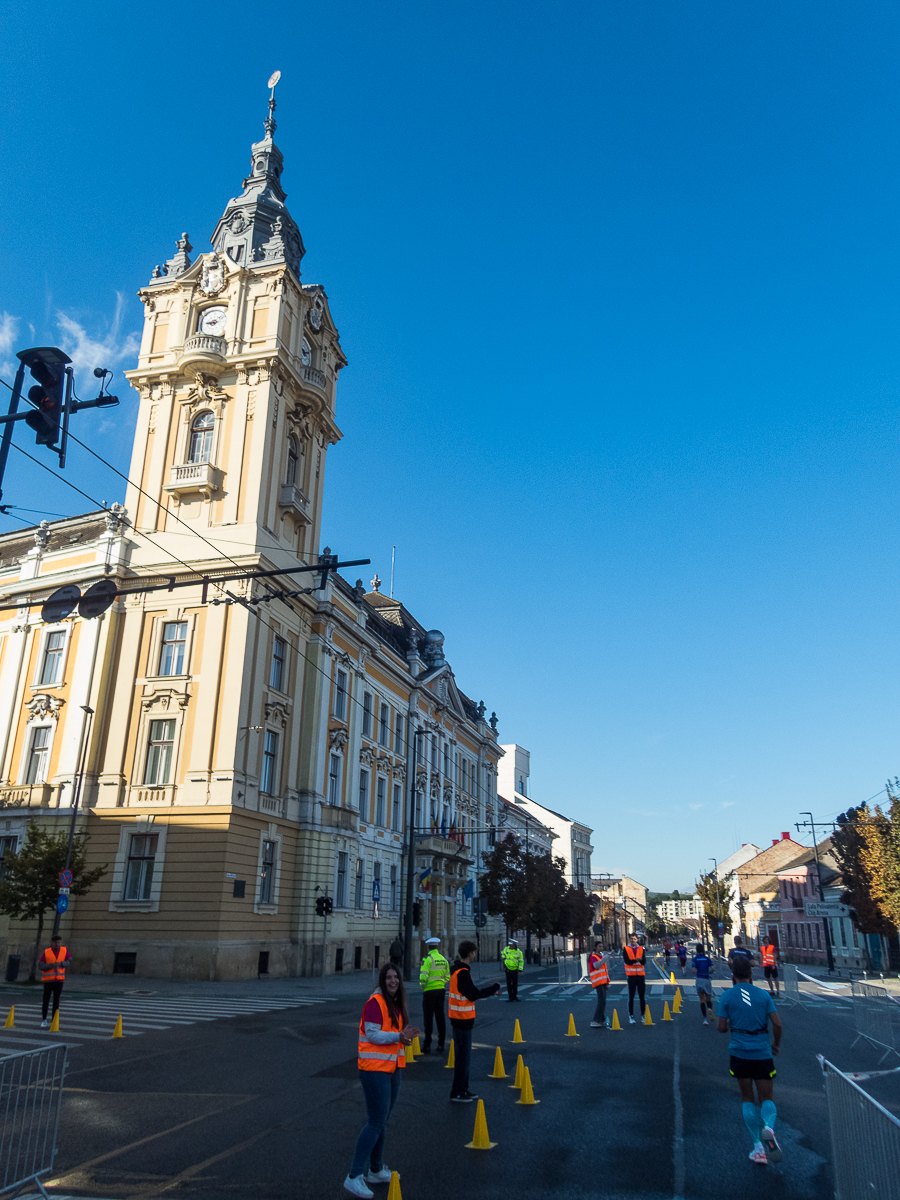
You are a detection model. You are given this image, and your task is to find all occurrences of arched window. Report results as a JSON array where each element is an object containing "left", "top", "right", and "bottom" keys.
[
  {"left": 285, "top": 435, "right": 299, "bottom": 486},
  {"left": 188, "top": 411, "right": 215, "bottom": 464}
]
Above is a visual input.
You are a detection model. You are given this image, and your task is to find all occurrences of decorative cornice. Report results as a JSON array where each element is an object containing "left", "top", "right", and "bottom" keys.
[{"left": 25, "top": 694, "right": 64, "bottom": 722}]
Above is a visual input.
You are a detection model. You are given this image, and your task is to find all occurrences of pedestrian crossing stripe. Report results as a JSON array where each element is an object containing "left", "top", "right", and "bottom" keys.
[{"left": 0, "top": 994, "right": 338, "bottom": 1053}]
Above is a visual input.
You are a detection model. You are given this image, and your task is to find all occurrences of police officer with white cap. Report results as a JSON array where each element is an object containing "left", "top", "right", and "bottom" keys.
[
  {"left": 501, "top": 938, "right": 525, "bottom": 1002},
  {"left": 419, "top": 936, "right": 450, "bottom": 1053}
]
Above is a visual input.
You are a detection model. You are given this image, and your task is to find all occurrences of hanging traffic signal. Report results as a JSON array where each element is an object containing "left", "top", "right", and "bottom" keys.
[
  {"left": 324, "top": 897, "right": 333, "bottom": 915},
  {"left": 19, "top": 348, "right": 70, "bottom": 449},
  {"left": 315, "top": 896, "right": 326, "bottom": 916}
]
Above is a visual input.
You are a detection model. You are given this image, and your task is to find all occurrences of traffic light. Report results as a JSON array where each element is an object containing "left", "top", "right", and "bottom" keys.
[
  {"left": 325, "top": 897, "right": 333, "bottom": 915},
  {"left": 19, "top": 349, "right": 70, "bottom": 448},
  {"left": 315, "top": 896, "right": 326, "bottom": 916},
  {"left": 489, "top": 825, "right": 496, "bottom": 847},
  {"left": 412, "top": 901, "right": 421, "bottom": 926}
]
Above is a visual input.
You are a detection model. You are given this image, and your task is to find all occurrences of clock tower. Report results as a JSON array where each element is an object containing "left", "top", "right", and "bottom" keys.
[{"left": 124, "top": 83, "right": 345, "bottom": 570}]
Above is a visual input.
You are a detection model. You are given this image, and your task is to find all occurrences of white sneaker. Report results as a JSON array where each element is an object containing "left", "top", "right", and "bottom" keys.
[
  {"left": 628, "top": 1015, "right": 635, "bottom": 1024},
  {"left": 343, "top": 1176, "right": 374, "bottom": 1198},
  {"left": 760, "top": 1127, "right": 782, "bottom": 1163},
  {"left": 702, "top": 1019, "right": 709, "bottom": 1026},
  {"left": 749, "top": 1143, "right": 767, "bottom": 1165},
  {"left": 590, "top": 1021, "right": 603, "bottom": 1028},
  {"left": 365, "top": 1167, "right": 394, "bottom": 1185},
  {"left": 40, "top": 1020, "right": 49, "bottom": 1029}
]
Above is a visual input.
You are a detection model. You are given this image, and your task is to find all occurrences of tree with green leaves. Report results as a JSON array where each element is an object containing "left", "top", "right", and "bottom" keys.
[
  {"left": 554, "top": 884, "right": 593, "bottom": 947},
  {"left": 480, "top": 834, "right": 528, "bottom": 936},
  {"left": 0, "top": 822, "right": 107, "bottom": 979},
  {"left": 856, "top": 796, "right": 900, "bottom": 933},
  {"left": 695, "top": 872, "right": 732, "bottom": 939}
]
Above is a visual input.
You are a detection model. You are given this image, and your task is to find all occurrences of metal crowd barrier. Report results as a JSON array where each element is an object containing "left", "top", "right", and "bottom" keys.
[
  {"left": 820, "top": 1057, "right": 900, "bottom": 1200},
  {"left": 851, "top": 980, "right": 899, "bottom": 1064},
  {"left": 556, "top": 952, "right": 589, "bottom": 984},
  {"left": 779, "top": 962, "right": 807, "bottom": 1007},
  {"left": 0, "top": 1044, "right": 67, "bottom": 1198}
]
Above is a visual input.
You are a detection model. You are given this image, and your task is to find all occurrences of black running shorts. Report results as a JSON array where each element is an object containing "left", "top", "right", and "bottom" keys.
[
  {"left": 730, "top": 1056, "right": 776, "bottom": 1080},
  {"left": 763, "top": 965, "right": 778, "bottom": 979}
]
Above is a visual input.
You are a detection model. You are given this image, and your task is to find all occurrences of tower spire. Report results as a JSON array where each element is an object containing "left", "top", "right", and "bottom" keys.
[{"left": 265, "top": 69, "right": 280, "bottom": 139}]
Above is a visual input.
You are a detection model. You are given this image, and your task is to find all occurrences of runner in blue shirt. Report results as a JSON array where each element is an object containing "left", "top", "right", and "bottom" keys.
[
  {"left": 717, "top": 956, "right": 783, "bottom": 1166},
  {"left": 692, "top": 943, "right": 714, "bottom": 1025}
]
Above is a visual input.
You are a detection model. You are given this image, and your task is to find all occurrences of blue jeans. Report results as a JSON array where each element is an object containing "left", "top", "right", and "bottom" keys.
[{"left": 349, "top": 1069, "right": 401, "bottom": 1178}]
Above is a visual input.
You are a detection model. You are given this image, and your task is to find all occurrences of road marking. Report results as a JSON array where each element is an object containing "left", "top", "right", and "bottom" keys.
[{"left": 672, "top": 1017, "right": 685, "bottom": 1200}]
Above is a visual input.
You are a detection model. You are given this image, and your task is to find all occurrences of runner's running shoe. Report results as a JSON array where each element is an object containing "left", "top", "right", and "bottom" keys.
[
  {"left": 760, "top": 1127, "right": 782, "bottom": 1163},
  {"left": 749, "top": 1143, "right": 767, "bottom": 1165}
]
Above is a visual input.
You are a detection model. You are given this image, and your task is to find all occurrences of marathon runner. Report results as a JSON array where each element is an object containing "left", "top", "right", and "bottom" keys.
[{"left": 692, "top": 942, "right": 714, "bottom": 1025}]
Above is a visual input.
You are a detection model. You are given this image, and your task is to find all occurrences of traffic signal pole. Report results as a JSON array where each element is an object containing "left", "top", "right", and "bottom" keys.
[{"left": 0, "top": 359, "right": 26, "bottom": 504}]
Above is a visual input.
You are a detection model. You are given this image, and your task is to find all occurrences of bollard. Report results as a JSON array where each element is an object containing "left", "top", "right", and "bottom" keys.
[
  {"left": 516, "top": 1066, "right": 540, "bottom": 1105},
  {"left": 610, "top": 1008, "right": 622, "bottom": 1030},
  {"left": 112, "top": 1015, "right": 124, "bottom": 1038},
  {"left": 643, "top": 1007, "right": 653, "bottom": 1026},
  {"left": 566, "top": 1012, "right": 579, "bottom": 1037},
  {"left": 511, "top": 1018, "right": 524, "bottom": 1043},
  {"left": 4, "top": 1006, "right": 13, "bottom": 1029},
  {"left": 662, "top": 1001, "right": 672, "bottom": 1022},
  {"left": 509, "top": 1053, "right": 525, "bottom": 1089},
  {"left": 489, "top": 1047, "right": 507, "bottom": 1078},
  {"left": 49, "top": 1011, "right": 60, "bottom": 1033},
  {"left": 444, "top": 1040, "right": 455, "bottom": 1069},
  {"left": 387, "top": 1172, "right": 402, "bottom": 1200},
  {"left": 465, "top": 1099, "right": 497, "bottom": 1149}
]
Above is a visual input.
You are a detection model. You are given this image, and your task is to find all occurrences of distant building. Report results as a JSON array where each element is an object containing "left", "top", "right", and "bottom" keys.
[
  {"left": 592, "top": 875, "right": 648, "bottom": 946},
  {"left": 658, "top": 896, "right": 703, "bottom": 921},
  {"left": 723, "top": 833, "right": 804, "bottom": 949}
]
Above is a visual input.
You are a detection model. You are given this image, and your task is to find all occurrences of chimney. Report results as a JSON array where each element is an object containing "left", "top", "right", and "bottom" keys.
[
  {"left": 772, "top": 839, "right": 779, "bottom": 846},
  {"left": 781, "top": 832, "right": 790, "bottom": 841}
]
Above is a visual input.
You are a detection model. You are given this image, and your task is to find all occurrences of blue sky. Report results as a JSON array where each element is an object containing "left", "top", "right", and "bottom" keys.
[{"left": 1, "top": 2, "right": 898, "bottom": 890}]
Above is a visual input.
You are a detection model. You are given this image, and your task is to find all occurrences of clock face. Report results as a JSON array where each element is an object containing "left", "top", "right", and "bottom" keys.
[
  {"left": 198, "top": 307, "right": 227, "bottom": 336},
  {"left": 300, "top": 338, "right": 312, "bottom": 366}
]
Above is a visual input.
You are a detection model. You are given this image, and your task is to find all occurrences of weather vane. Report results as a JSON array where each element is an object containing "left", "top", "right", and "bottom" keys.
[{"left": 265, "top": 70, "right": 281, "bottom": 138}]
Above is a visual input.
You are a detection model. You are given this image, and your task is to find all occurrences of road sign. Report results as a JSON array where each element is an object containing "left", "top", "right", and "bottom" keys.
[
  {"left": 59, "top": 869, "right": 72, "bottom": 887},
  {"left": 805, "top": 900, "right": 849, "bottom": 918},
  {"left": 56, "top": 895, "right": 68, "bottom": 914},
  {"left": 43, "top": 585, "right": 81, "bottom": 624},
  {"left": 372, "top": 881, "right": 381, "bottom": 903},
  {"left": 58, "top": 887, "right": 70, "bottom": 896}
]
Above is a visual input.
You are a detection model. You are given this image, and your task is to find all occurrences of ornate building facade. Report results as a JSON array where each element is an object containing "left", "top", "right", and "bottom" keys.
[{"left": 0, "top": 94, "right": 502, "bottom": 979}]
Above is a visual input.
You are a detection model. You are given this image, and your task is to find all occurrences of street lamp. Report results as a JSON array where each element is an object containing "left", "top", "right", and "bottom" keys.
[
  {"left": 402, "top": 728, "right": 431, "bottom": 981},
  {"left": 798, "top": 811, "right": 835, "bottom": 974}
]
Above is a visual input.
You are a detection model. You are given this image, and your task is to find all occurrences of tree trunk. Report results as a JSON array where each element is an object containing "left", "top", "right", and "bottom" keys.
[{"left": 29, "top": 912, "right": 45, "bottom": 982}]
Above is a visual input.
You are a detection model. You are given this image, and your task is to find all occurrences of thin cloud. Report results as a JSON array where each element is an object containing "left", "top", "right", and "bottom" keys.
[
  {"left": 721, "top": 801, "right": 737, "bottom": 808},
  {"left": 688, "top": 803, "right": 703, "bottom": 811},
  {"left": 56, "top": 294, "right": 140, "bottom": 392},
  {"left": 0, "top": 312, "right": 19, "bottom": 375}
]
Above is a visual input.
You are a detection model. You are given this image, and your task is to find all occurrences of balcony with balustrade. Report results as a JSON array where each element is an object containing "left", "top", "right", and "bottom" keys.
[{"left": 163, "top": 461, "right": 222, "bottom": 500}]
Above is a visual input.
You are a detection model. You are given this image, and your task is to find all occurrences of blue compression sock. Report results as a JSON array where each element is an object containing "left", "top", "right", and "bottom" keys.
[
  {"left": 760, "top": 1100, "right": 776, "bottom": 1130},
  {"left": 742, "top": 1102, "right": 762, "bottom": 1141}
]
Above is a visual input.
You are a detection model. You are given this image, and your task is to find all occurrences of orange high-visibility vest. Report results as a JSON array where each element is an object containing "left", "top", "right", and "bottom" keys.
[
  {"left": 448, "top": 968, "right": 476, "bottom": 1020},
  {"left": 623, "top": 945, "right": 645, "bottom": 977},
  {"left": 40, "top": 947, "right": 68, "bottom": 982},
  {"left": 358, "top": 992, "right": 405, "bottom": 1072},
  {"left": 588, "top": 954, "right": 609, "bottom": 986},
  {"left": 761, "top": 945, "right": 776, "bottom": 967}
]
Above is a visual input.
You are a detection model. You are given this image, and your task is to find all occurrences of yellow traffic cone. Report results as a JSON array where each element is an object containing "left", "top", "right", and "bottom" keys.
[
  {"left": 112, "top": 1015, "right": 124, "bottom": 1038},
  {"left": 387, "top": 1172, "right": 402, "bottom": 1200},
  {"left": 643, "top": 1007, "right": 653, "bottom": 1026},
  {"left": 566, "top": 1012, "right": 579, "bottom": 1037},
  {"left": 411, "top": 1035, "right": 423, "bottom": 1057},
  {"left": 511, "top": 1018, "right": 524, "bottom": 1043},
  {"left": 670, "top": 971, "right": 676, "bottom": 984},
  {"left": 516, "top": 1066, "right": 540, "bottom": 1105},
  {"left": 404, "top": 1042, "right": 414, "bottom": 1063},
  {"left": 465, "top": 1099, "right": 497, "bottom": 1149},
  {"left": 4, "top": 1006, "right": 13, "bottom": 1028},
  {"left": 509, "top": 1053, "right": 525, "bottom": 1089},
  {"left": 444, "top": 1040, "right": 455, "bottom": 1069},
  {"left": 662, "top": 1001, "right": 672, "bottom": 1022},
  {"left": 673, "top": 989, "right": 682, "bottom": 1014},
  {"left": 610, "top": 1008, "right": 622, "bottom": 1030},
  {"left": 49, "top": 1011, "right": 59, "bottom": 1033},
  {"left": 489, "top": 1047, "right": 507, "bottom": 1078}
]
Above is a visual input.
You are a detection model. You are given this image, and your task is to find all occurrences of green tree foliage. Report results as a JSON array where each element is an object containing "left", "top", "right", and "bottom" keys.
[
  {"left": 480, "top": 835, "right": 569, "bottom": 938},
  {"left": 554, "top": 885, "right": 593, "bottom": 943},
  {"left": 695, "top": 872, "right": 732, "bottom": 935},
  {"left": 832, "top": 803, "right": 896, "bottom": 935},
  {"left": 0, "top": 822, "right": 107, "bottom": 979},
  {"left": 856, "top": 796, "right": 900, "bottom": 933}
]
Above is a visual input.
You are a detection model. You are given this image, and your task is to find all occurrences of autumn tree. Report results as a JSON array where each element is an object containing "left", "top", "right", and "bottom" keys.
[
  {"left": 832, "top": 803, "right": 896, "bottom": 936},
  {"left": 0, "top": 822, "right": 107, "bottom": 979},
  {"left": 857, "top": 795, "right": 900, "bottom": 932}
]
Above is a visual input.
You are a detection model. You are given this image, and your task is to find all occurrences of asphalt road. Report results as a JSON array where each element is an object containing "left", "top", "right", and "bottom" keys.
[{"left": 6, "top": 959, "right": 896, "bottom": 1200}]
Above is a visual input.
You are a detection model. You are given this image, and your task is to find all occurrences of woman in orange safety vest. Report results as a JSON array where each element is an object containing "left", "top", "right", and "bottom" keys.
[
  {"left": 760, "top": 940, "right": 780, "bottom": 998},
  {"left": 344, "top": 963, "right": 420, "bottom": 1199},
  {"left": 588, "top": 941, "right": 610, "bottom": 1028},
  {"left": 39, "top": 934, "right": 71, "bottom": 1028}
]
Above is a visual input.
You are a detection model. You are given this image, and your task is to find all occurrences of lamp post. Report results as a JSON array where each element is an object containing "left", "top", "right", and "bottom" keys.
[
  {"left": 402, "top": 728, "right": 430, "bottom": 982},
  {"left": 51, "top": 706, "right": 94, "bottom": 939},
  {"left": 798, "top": 812, "right": 835, "bottom": 974}
]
